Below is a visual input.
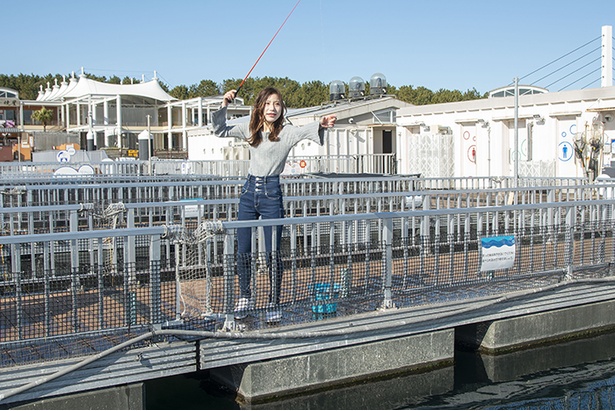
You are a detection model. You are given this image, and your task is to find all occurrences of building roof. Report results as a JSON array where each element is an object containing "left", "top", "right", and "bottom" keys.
[
  {"left": 397, "top": 85, "right": 615, "bottom": 120},
  {"left": 488, "top": 85, "right": 549, "bottom": 98},
  {"left": 36, "top": 74, "right": 175, "bottom": 103},
  {"left": 223, "top": 95, "right": 410, "bottom": 128},
  {"left": 285, "top": 95, "right": 411, "bottom": 126},
  {"left": 0, "top": 87, "right": 19, "bottom": 99}
]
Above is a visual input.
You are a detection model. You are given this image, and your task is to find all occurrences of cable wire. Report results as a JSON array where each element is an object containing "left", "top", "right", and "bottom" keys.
[
  {"left": 533, "top": 47, "right": 601, "bottom": 86},
  {"left": 558, "top": 67, "right": 602, "bottom": 91},
  {"left": 518, "top": 36, "right": 600, "bottom": 83},
  {"left": 545, "top": 56, "right": 601, "bottom": 89}
]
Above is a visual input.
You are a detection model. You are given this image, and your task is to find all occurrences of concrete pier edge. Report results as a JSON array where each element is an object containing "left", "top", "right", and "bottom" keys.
[
  {"left": 456, "top": 300, "right": 615, "bottom": 355},
  {"left": 8, "top": 383, "right": 144, "bottom": 410},
  {"left": 210, "top": 329, "right": 454, "bottom": 404},
  {"left": 7, "top": 296, "right": 615, "bottom": 408}
]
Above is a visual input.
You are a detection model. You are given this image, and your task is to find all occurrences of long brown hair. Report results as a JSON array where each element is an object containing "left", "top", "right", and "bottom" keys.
[{"left": 248, "top": 87, "right": 286, "bottom": 147}]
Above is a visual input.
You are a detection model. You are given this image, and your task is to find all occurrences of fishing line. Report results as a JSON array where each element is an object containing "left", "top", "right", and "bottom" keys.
[{"left": 235, "top": 0, "right": 302, "bottom": 97}]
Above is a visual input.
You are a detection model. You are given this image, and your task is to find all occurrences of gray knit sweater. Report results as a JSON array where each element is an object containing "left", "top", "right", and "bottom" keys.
[{"left": 211, "top": 107, "right": 325, "bottom": 176}]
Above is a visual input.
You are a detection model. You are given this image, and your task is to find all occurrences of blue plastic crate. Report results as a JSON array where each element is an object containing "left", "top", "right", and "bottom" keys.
[{"left": 311, "top": 283, "right": 340, "bottom": 314}]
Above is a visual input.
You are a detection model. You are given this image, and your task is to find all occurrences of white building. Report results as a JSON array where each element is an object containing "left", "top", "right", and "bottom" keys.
[
  {"left": 188, "top": 73, "right": 411, "bottom": 175},
  {"left": 396, "top": 26, "right": 615, "bottom": 181},
  {"left": 10, "top": 69, "right": 252, "bottom": 158}
]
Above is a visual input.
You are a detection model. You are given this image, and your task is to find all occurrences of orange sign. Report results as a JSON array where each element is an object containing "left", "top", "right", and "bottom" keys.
[{"left": 299, "top": 159, "right": 307, "bottom": 168}]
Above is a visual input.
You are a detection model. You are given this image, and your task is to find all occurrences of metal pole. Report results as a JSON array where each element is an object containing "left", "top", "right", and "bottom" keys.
[
  {"left": 487, "top": 124, "right": 492, "bottom": 177},
  {"left": 147, "top": 115, "right": 152, "bottom": 176},
  {"left": 602, "top": 25, "right": 613, "bottom": 87},
  {"left": 514, "top": 77, "right": 519, "bottom": 188},
  {"left": 87, "top": 96, "right": 95, "bottom": 151},
  {"left": 19, "top": 101, "right": 24, "bottom": 163}
]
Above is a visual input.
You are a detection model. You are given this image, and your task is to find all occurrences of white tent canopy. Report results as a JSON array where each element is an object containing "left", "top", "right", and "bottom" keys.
[{"left": 37, "top": 74, "right": 175, "bottom": 103}]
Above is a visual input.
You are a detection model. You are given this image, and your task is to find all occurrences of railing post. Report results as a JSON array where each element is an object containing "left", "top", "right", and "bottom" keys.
[
  {"left": 290, "top": 222, "right": 298, "bottom": 302},
  {"left": 11, "top": 243, "right": 22, "bottom": 340},
  {"left": 565, "top": 205, "right": 575, "bottom": 279},
  {"left": 150, "top": 234, "right": 162, "bottom": 325},
  {"left": 205, "top": 238, "right": 214, "bottom": 315},
  {"left": 381, "top": 216, "right": 394, "bottom": 309},
  {"left": 222, "top": 229, "right": 237, "bottom": 331},
  {"left": 126, "top": 209, "right": 136, "bottom": 284},
  {"left": 70, "top": 210, "right": 80, "bottom": 332},
  {"left": 547, "top": 188, "right": 555, "bottom": 229},
  {"left": 124, "top": 235, "right": 136, "bottom": 328},
  {"left": 44, "top": 241, "right": 51, "bottom": 337},
  {"left": 419, "top": 195, "right": 431, "bottom": 281},
  {"left": 174, "top": 242, "right": 182, "bottom": 321},
  {"left": 97, "top": 237, "right": 104, "bottom": 329}
]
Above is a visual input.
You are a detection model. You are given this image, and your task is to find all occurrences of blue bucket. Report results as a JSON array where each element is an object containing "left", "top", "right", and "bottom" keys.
[{"left": 311, "top": 283, "right": 340, "bottom": 314}]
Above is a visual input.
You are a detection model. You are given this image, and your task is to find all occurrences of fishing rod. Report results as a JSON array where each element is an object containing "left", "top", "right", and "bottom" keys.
[{"left": 233, "top": 0, "right": 302, "bottom": 99}]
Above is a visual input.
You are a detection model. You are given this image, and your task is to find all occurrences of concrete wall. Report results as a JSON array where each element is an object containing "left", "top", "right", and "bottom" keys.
[
  {"left": 211, "top": 329, "right": 454, "bottom": 404},
  {"left": 10, "top": 383, "right": 143, "bottom": 410},
  {"left": 457, "top": 300, "right": 615, "bottom": 354}
]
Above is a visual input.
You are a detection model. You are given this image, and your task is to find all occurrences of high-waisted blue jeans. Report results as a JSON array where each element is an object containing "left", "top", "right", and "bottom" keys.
[{"left": 237, "top": 174, "right": 284, "bottom": 304}]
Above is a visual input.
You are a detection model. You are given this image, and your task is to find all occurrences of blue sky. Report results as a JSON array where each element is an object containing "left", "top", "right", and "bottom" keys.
[{"left": 6, "top": 0, "right": 615, "bottom": 94}]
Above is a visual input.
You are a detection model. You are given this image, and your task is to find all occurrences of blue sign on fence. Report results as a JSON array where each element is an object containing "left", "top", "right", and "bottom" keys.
[{"left": 480, "top": 235, "right": 516, "bottom": 272}]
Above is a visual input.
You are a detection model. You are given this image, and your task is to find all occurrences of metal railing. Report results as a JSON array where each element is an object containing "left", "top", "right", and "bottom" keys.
[
  {"left": 0, "top": 172, "right": 594, "bottom": 214},
  {"left": 0, "top": 154, "right": 400, "bottom": 179},
  {"left": 1, "top": 184, "right": 615, "bottom": 364},
  {"left": 0, "top": 176, "right": 608, "bottom": 239}
]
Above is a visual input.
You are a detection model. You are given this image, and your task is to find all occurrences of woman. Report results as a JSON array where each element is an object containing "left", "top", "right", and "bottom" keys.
[{"left": 212, "top": 87, "right": 336, "bottom": 323}]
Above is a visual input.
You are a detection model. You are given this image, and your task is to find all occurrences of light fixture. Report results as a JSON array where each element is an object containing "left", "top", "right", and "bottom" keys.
[
  {"left": 533, "top": 114, "right": 545, "bottom": 123},
  {"left": 406, "top": 121, "right": 426, "bottom": 132}
]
